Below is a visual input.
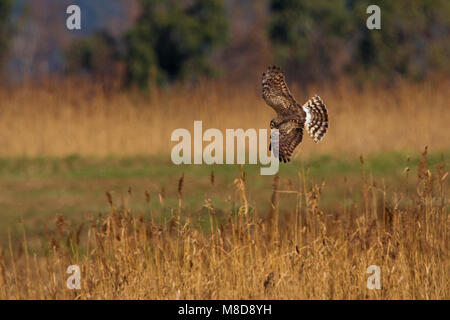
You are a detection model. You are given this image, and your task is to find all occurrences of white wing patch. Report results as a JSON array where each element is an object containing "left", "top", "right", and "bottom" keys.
[
  {"left": 302, "top": 105, "right": 312, "bottom": 127},
  {"left": 301, "top": 95, "right": 328, "bottom": 143}
]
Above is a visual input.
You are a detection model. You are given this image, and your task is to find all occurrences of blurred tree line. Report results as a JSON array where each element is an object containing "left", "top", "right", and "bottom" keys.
[
  {"left": 0, "top": 0, "right": 14, "bottom": 72},
  {"left": 1, "top": 0, "right": 449, "bottom": 87},
  {"left": 268, "top": 0, "right": 450, "bottom": 84},
  {"left": 125, "top": 0, "right": 228, "bottom": 87}
]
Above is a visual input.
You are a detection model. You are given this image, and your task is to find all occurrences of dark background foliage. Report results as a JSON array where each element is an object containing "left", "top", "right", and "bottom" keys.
[{"left": 0, "top": 0, "right": 449, "bottom": 87}]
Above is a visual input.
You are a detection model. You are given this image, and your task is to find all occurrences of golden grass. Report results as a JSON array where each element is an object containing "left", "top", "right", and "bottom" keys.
[
  {"left": 0, "top": 77, "right": 449, "bottom": 158},
  {"left": 0, "top": 150, "right": 448, "bottom": 299},
  {"left": 0, "top": 78, "right": 448, "bottom": 299}
]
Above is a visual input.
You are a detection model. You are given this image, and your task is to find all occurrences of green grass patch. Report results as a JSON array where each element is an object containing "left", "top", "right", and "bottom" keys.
[{"left": 0, "top": 150, "right": 448, "bottom": 242}]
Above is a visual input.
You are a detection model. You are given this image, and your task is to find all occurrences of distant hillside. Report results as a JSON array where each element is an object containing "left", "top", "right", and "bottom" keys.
[{"left": 8, "top": 0, "right": 135, "bottom": 80}]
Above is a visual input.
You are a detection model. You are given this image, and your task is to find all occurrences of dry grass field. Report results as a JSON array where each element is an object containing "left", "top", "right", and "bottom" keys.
[
  {"left": 0, "top": 76, "right": 449, "bottom": 158},
  {"left": 0, "top": 150, "right": 448, "bottom": 299},
  {"left": 0, "top": 78, "right": 448, "bottom": 299}
]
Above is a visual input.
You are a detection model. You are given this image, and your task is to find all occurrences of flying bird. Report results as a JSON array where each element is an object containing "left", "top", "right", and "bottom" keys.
[{"left": 262, "top": 66, "right": 329, "bottom": 162}]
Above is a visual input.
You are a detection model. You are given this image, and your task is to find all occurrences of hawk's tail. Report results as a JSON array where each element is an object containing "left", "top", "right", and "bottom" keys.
[{"left": 302, "top": 95, "right": 329, "bottom": 143}]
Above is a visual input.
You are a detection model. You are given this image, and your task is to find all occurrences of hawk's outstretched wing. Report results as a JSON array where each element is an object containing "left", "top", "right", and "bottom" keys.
[
  {"left": 262, "top": 66, "right": 298, "bottom": 114},
  {"left": 270, "top": 121, "right": 303, "bottom": 163},
  {"left": 302, "top": 95, "right": 329, "bottom": 143}
]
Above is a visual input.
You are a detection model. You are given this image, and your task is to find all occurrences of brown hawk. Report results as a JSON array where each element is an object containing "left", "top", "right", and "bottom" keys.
[{"left": 262, "top": 66, "right": 329, "bottom": 162}]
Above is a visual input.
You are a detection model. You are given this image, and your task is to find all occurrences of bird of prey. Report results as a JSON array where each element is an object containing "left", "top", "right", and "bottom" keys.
[{"left": 262, "top": 66, "right": 329, "bottom": 162}]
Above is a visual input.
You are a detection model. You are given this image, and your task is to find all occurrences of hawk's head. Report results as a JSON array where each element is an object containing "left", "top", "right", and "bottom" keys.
[{"left": 270, "top": 120, "right": 276, "bottom": 129}]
